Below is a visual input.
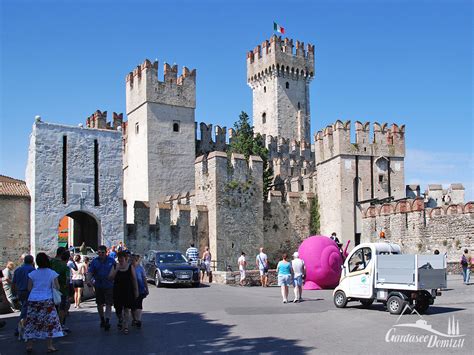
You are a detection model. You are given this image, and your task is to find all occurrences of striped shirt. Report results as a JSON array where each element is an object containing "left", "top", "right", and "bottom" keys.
[{"left": 186, "top": 247, "right": 199, "bottom": 262}]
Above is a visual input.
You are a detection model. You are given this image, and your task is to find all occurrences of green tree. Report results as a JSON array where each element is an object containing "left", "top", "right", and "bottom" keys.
[
  {"left": 310, "top": 195, "right": 321, "bottom": 235},
  {"left": 228, "top": 111, "right": 273, "bottom": 197}
]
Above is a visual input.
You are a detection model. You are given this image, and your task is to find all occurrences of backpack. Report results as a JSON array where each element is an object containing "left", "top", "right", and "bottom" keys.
[{"left": 461, "top": 255, "right": 468, "bottom": 267}]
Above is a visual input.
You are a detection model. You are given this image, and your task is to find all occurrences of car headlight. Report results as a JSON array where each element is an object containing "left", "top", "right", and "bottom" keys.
[{"left": 162, "top": 269, "right": 174, "bottom": 275}]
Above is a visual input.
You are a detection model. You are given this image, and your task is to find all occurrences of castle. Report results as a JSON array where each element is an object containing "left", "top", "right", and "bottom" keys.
[{"left": 1, "top": 35, "right": 471, "bottom": 271}]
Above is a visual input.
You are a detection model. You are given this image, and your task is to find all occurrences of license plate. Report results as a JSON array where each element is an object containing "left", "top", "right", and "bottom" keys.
[{"left": 177, "top": 275, "right": 190, "bottom": 279}]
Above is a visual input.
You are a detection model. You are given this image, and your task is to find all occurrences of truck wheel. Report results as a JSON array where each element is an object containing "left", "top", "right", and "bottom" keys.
[
  {"left": 387, "top": 295, "right": 406, "bottom": 315},
  {"left": 155, "top": 272, "right": 161, "bottom": 288},
  {"left": 415, "top": 294, "right": 431, "bottom": 314},
  {"left": 360, "top": 299, "right": 374, "bottom": 308},
  {"left": 334, "top": 291, "right": 348, "bottom": 308}
]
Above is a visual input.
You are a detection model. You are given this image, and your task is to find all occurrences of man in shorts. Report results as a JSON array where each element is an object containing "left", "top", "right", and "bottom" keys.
[
  {"left": 238, "top": 252, "right": 247, "bottom": 286},
  {"left": 256, "top": 247, "right": 268, "bottom": 287},
  {"left": 291, "top": 252, "right": 306, "bottom": 302},
  {"left": 87, "top": 245, "right": 116, "bottom": 331}
]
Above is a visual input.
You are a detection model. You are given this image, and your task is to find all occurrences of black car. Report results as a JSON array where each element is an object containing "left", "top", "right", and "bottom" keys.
[{"left": 143, "top": 250, "right": 200, "bottom": 287}]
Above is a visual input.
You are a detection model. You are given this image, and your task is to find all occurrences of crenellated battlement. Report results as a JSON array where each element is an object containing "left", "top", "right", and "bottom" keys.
[
  {"left": 195, "top": 151, "right": 263, "bottom": 186},
  {"left": 266, "top": 189, "right": 315, "bottom": 204},
  {"left": 263, "top": 134, "right": 314, "bottom": 181},
  {"left": 126, "top": 59, "right": 196, "bottom": 114},
  {"left": 85, "top": 110, "right": 123, "bottom": 130},
  {"left": 247, "top": 35, "right": 315, "bottom": 87},
  {"left": 195, "top": 122, "right": 229, "bottom": 155},
  {"left": 362, "top": 198, "right": 474, "bottom": 218},
  {"left": 315, "top": 120, "right": 405, "bottom": 164},
  {"left": 125, "top": 59, "right": 196, "bottom": 87}
]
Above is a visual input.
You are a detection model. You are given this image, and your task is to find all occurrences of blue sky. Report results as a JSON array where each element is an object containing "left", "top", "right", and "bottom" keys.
[{"left": 1, "top": 0, "right": 472, "bottom": 199}]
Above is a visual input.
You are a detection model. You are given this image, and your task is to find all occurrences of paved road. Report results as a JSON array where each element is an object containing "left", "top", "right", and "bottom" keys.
[{"left": 1, "top": 276, "right": 472, "bottom": 354}]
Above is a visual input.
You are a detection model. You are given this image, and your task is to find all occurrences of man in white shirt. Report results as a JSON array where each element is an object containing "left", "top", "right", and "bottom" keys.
[
  {"left": 238, "top": 252, "right": 247, "bottom": 286},
  {"left": 291, "top": 252, "right": 306, "bottom": 302},
  {"left": 255, "top": 247, "right": 269, "bottom": 287},
  {"left": 185, "top": 243, "right": 199, "bottom": 266}
]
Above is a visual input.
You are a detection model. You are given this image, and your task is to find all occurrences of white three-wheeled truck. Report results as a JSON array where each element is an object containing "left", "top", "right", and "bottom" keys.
[{"left": 333, "top": 242, "right": 447, "bottom": 314}]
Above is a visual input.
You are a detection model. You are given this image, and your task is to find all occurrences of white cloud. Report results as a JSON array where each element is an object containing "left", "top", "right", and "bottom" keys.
[{"left": 405, "top": 148, "right": 474, "bottom": 201}]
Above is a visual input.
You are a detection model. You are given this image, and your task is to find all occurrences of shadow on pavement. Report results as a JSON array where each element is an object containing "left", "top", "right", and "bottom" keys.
[
  {"left": 0, "top": 310, "right": 312, "bottom": 354},
  {"left": 344, "top": 302, "right": 465, "bottom": 316},
  {"left": 425, "top": 306, "right": 466, "bottom": 315}
]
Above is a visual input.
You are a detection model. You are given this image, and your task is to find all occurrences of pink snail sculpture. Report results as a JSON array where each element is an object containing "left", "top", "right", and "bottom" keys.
[{"left": 298, "top": 236, "right": 348, "bottom": 290}]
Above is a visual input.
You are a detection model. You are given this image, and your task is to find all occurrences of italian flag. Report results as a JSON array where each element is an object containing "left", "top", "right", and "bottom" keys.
[{"left": 274, "top": 22, "right": 285, "bottom": 34}]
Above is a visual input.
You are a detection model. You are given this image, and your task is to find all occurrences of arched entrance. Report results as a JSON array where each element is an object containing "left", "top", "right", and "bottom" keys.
[{"left": 58, "top": 211, "right": 99, "bottom": 250}]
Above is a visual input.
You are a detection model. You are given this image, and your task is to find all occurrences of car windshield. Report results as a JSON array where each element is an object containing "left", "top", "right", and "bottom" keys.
[{"left": 156, "top": 252, "right": 187, "bottom": 264}]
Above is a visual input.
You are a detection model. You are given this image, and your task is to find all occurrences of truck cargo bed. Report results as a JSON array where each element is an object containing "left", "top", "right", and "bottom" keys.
[{"left": 375, "top": 254, "right": 447, "bottom": 290}]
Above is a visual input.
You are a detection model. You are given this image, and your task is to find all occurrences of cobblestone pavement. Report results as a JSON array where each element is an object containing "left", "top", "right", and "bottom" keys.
[{"left": 0, "top": 275, "right": 472, "bottom": 354}]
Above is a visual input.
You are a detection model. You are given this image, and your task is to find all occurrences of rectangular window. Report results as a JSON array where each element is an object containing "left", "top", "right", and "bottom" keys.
[
  {"left": 94, "top": 139, "right": 100, "bottom": 206},
  {"left": 62, "top": 136, "right": 67, "bottom": 204}
]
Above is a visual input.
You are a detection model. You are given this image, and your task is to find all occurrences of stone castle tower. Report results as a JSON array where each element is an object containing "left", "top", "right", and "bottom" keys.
[
  {"left": 315, "top": 121, "right": 406, "bottom": 245},
  {"left": 247, "top": 35, "right": 315, "bottom": 142},
  {"left": 124, "top": 59, "right": 197, "bottom": 223}
]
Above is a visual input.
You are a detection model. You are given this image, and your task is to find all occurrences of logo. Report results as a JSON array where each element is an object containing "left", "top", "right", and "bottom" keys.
[{"left": 385, "top": 306, "right": 465, "bottom": 348}]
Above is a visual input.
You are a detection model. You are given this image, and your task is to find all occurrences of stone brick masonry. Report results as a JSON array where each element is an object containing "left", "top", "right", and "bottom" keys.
[{"left": 362, "top": 199, "right": 474, "bottom": 262}]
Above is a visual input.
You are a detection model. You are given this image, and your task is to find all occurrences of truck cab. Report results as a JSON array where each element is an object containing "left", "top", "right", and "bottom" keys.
[{"left": 333, "top": 242, "right": 446, "bottom": 314}]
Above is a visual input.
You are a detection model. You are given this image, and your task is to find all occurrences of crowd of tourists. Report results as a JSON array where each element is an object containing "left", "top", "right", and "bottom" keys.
[
  {"left": 0, "top": 244, "right": 148, "bottom": 353},
  {"left": 246, "top": 247, "right": 307, "bottom": 303},
  {"left": 1, "top": 240, "right": 472, "bottom": 351}
]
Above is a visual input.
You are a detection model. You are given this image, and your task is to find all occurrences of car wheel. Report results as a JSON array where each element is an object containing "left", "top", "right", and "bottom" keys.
[
  {"left": 360, "top": 299, "right": 374, "bottom": 308},
  {"left": 387, "top": 295, "right": 406, "bottom": 315},
  {"left": 334, "top": 290, "right": 347, "bottom": 308},
  {"left": 155, "top": 272, "right": 161, "bottom": 288}
]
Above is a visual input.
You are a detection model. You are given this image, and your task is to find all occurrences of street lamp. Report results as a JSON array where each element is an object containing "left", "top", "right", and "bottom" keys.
[{"left": 80, "top": 189, "right": 87, "bottom": 208}]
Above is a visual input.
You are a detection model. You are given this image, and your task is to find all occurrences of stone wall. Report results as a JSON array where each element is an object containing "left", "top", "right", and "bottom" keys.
[
  {"left": 26, "top": 121, "right": 124, "bottom": 256},
  {"left": 213, "top": 269, "right": 278, "bottom": 286},
  {"left": 362, "top": 199, "right": 474, "bottom": 262},
  {"left": 263, "top": 191, "right": 314, "bottom": 267},
  {"left": 195, "top": 152, "right": 264, "bottom": 271},
  {"left": 125, "top": 201, "right": 209, "bottom": 257},
  {"left": 0, "top": 196, "right": 30, "bottom": 267}
]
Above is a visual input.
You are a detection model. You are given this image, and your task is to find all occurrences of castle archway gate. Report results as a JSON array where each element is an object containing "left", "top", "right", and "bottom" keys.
[{"left": 59, "top": 211, "right": 99, "bottom": 250}]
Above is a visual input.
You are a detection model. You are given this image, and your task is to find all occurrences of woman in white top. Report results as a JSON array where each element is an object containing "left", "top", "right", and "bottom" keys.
[
  {"left": 24, "top": 252, "right": 63, "bottom": 353},
  {"left": 71, "top": 254, "right": 86, "bottom": 308}
]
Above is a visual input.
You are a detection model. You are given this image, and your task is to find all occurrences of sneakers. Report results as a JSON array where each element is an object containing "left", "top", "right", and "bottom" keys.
[
  {"left": 293, "top": 299, "right": 298, "bottom": 303},
  {"left": 283, "top": 299, "right": 288, "bottom": 304}
]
